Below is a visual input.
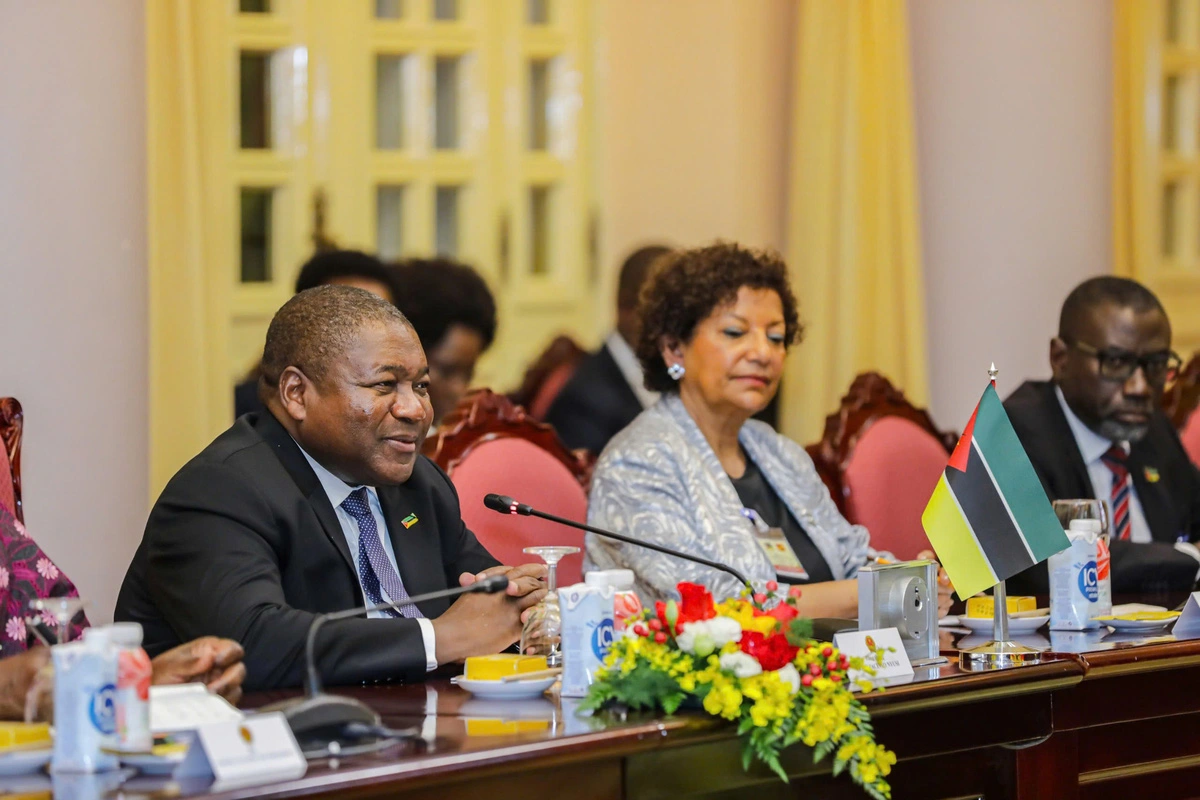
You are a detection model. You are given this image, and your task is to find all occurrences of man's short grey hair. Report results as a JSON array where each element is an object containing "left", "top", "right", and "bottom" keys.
[{"left": 259, "top": 285, "right": 410, "bottom": 401}]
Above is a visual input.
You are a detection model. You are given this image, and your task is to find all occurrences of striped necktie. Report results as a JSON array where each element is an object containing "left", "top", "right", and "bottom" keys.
[
  {"left": 1100, "top": 445, "right": 1132, "bottom": 541},
  {"left": 340, "top": 488, "right": 422, "bottom": 618}
]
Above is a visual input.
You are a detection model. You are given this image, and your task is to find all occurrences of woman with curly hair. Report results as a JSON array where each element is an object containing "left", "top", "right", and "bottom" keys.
[{"left": 586, "top": 242, "right": 941, "bottom": 615}]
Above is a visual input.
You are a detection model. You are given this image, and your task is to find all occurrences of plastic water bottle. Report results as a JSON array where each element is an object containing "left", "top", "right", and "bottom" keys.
[
  {"left": 1049, "top": 524, "right": 1102, "bottom": 631},
  {"left": 1071, "top": 519, "right": 1112, "bottom": 619},
  {"left": 52, "top": 627, "right": 119, "bottom": 773},
  {"left": 560, "top": 582, "right": 615, "bottom": 698},
  {"left": 109, "top": 622, "right": 152, "bottom": 753},
  {"left": 585, "top": 569, "right": 642, "bottom": 632}
]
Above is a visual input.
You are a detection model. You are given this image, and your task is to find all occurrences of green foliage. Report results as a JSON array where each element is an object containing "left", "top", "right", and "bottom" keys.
[
  {"left": 784, "top": 616, "right": 815, "bottom": 646},
  {"left": 581, "top": 661, "right": 684, "bottom": 714}
]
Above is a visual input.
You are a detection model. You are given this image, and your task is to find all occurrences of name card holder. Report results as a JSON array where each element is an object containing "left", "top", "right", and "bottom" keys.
[
  {"left": 175, "top": 711, "right": 306, "bottom": 790},
  {"left": 834, "top": 627, "right": 915, "bottom": 688},
  {"left": 1173, "top": 592, "right": 1200, "bottom": 637}
]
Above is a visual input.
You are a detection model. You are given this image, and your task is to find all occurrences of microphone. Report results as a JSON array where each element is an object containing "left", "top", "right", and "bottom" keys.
[
  {"left": 483, "top": 493, "right": 752, "bottom": 589},
  {"left": 261, "top": 573, "right": 509, "bottom": 750}
]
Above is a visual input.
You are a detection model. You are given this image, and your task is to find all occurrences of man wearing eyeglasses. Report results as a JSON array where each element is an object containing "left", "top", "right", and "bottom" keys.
[{"left": 1004, "top": 276, "right": 1200, "bottom": 598}]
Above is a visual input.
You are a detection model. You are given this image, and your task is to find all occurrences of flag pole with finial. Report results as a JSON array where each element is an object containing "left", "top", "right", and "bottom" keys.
[
  {"left": 959, "top": 362, "right": 1043, "bottom": 671},
  {"left": 988, "top": 364, "right": 1009, "bottom": 644}
]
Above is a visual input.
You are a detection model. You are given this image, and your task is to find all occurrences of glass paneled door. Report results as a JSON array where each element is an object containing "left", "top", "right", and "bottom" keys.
[{"left": 148, "top": 0, "right": 598, "bottom": 492}]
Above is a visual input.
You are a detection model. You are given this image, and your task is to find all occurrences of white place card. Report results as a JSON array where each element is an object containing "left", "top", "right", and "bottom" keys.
[
  {"left": 833, "top": 627, "right": 914, "bottom": 688},
  {"left": 151, "top": 683, "right": 244, "bottom": 733},
  {"left": 174, "top": 711, "right": 306, "bottom": 790},
  {"left": 1172, "top": 592, "right": 1200, "bottom": 637}
]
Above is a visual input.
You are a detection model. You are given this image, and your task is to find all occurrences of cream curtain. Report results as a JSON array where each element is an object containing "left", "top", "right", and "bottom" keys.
[
  {"left": 782, "top": 0, "right": 930, "bottom": 443},
  {"left": 146, "top": 1, "right": 228, "bottom": 497},
  {"left": 1112, "top": 0, "right": 1154, "bottom": 281}
]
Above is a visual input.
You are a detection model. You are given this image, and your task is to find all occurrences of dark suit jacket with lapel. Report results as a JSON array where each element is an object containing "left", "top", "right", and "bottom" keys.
[
  {"left": 1003, "top": 380, "right": 1200, "bottom": 595},
  {"left": 543, "top": 343, "right": 645, "bottom": 455},
  {"left": 115, "top": 412, "right": 499, "bottom": 691}
]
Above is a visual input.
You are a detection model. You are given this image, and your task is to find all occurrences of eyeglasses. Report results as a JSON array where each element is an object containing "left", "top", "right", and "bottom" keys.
[{"left": 1066, "top": 339, "right": 1182, "bottom": 385}]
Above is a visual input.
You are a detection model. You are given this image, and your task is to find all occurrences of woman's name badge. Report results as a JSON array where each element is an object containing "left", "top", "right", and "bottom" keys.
[{"left": 753, "top": 525, "right": 809, "bottom": 581}]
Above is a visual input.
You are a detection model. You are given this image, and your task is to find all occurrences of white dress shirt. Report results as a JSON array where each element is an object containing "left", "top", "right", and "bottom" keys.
[
  {"left": 605, "top": 331, "right": 659, "bottom": 410},
  {"left": 1054, "top": 385, "right": 1153, "bottom": 543},
  {"left": 298, "top": 446, "right": 438, "bottom": 672}
]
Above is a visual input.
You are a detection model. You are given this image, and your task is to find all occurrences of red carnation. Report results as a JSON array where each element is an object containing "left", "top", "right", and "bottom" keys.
[
  {"left": 676, "top": 582, "right": 716, "bottom": 625},
  {"left": 764, "top": 601, "right": 799, "bottom": 625},
  {"left": 739, "top": 631, "right": 800, "bottom": 672}
]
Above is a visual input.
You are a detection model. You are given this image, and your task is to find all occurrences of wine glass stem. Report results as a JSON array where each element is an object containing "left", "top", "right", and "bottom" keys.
[
  {"left": 57, "top": 615, "right": 70, "bottom": 646},
  {"left": 546, "top": 562, "right": 557, "bottom": 596}
]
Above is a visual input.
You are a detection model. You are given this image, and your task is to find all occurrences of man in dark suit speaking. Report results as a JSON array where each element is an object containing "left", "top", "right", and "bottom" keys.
[
  {"left": 116, "top": 286, "right": 545, "bottom": 690},
  {"left": 1004, "top": 276, "right": 1200, "bottom": 597}
]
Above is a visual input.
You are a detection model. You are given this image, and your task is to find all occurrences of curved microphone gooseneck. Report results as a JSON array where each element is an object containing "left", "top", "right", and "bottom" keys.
[{"left": 482, "top": 493, "right": 752, "bottom": 590}]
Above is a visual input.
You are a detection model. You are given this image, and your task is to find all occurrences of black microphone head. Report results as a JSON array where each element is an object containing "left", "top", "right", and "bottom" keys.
[
  {"left": 477, "top": 574, "right": 510, "bottom": 594},
  {"left": 483, "top": 493, "right": 513, "bottom": 513},
  {"left": 484, "top": 494, "right": 532, "bottom": 515}
]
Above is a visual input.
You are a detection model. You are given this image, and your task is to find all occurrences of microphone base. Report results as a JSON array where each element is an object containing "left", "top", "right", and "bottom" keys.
[{"left": 260, "top": 692, "right": 382, "bottom": 752}]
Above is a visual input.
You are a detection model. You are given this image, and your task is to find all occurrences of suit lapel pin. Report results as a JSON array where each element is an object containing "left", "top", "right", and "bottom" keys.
[
  {"left": 1143, "top": 466, "right": 1161, "bottom": 484},
  {"left": 401, "top": 513, "right": 419, "bottom": 529}
]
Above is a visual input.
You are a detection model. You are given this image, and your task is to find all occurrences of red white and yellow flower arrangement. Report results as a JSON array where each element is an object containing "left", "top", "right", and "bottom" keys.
[{"left": 581, "top": 581, "right": 896, "bottom": 799}]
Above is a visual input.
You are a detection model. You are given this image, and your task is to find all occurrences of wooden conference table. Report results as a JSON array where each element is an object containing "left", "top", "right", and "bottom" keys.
[{"left": 9, "top": 627, "right": 1200, "bottom": 800}]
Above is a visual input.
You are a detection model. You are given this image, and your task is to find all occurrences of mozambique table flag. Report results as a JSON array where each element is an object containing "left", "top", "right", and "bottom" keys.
[{"left": 921, "top": 383, "right": 1069, "bottom": 599}]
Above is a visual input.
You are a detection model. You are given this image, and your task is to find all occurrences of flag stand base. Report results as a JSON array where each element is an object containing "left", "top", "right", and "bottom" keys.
[
  {"left": 959, "top": 639, "right": 1042, "bottom": 671},
  {"left": 958, "top": 580, "right": 1042, "bottom": 671}
]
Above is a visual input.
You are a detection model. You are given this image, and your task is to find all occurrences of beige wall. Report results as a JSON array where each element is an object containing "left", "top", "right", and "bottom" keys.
[
  {"left": 0, "top": 1, "right": 147, "bottom": 624},
  {"left": 594, "top": 0, "right": 794, "bottom": 327},
  {"left": 600, "top": 0, "right": 1115, "bottom": 434},
  {"left": 909, "top": 0, "right": 1114, "bottom": 426}
]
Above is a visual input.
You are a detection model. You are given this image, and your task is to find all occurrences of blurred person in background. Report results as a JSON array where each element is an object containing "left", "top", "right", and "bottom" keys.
[
  {"left": 390, "top": 258, "right": 497, "bottom": 425},
  {"left": 586, "top": 243, "right": 952, "bottom": 617},
  {"left": 235, "top": 249, "right": 395, "bottom": 418},
  {"left": 544, "top": 245, "right": 671, "bottom": 454}
]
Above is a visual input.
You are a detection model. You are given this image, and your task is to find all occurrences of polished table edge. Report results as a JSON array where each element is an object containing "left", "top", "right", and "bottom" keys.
[
  {"left": 867, "top": 667, "right": 1083, "bottom": 717},
  {"left": 205, "top": 639, "right": 1200, "bottom": 800},
  {"left": 210, "top": 718, "right": 705, "bottom": 799}
]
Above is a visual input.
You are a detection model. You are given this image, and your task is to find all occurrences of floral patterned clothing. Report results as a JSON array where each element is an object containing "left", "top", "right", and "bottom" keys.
[{"left": 0, "top": 505, "right": 88, "bottom": 657}]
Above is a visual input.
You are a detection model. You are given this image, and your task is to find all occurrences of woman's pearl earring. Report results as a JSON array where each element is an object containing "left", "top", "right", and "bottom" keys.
[{"left": 667, "top": 363, "right": 686, "bottom": 381}]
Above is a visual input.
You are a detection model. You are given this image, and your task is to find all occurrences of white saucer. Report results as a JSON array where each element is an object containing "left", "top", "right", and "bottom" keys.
[
  {"left": 1099, "top": 615, "right": 1178, "bottom": 633},
  {"left": 452, "top": 676, "right": 557, "bottom": 699},
  {"left": 0, "top": 747, "right": 51, "bottom": 776},
  {"left": 958, "top": 615, "right": 1049, "bottom": 634},
  {"left": 121, "top": 750, "right": 186, "bottom": 776}
]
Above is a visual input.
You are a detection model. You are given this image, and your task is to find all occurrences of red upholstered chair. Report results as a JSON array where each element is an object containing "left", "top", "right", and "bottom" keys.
[
  {"left": 1164, "top": 352, "right": 1200, "bottom": 468},
  {"left": 0, "top": 398, "right": 23, "bottom": 523},
  {"left": 527, "top": 359, "right": 578, "bottom": 421},
  {"left": 507, "top": 335, "right": 587, "bottom": 413},
  {"left": 1182, "top": 410, "right": 1200, "bottom": 469},
  {"left": 424, "top": 389, "right": 595, "bottom": 585},
  {"left": 808, "top": 374, "right": 956, "bottom": 560}
]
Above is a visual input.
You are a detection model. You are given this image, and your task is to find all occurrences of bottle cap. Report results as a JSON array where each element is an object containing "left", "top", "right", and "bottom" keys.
[
  {"left": 107, "top": 622, "right": 143, "bottom": 647},
  {"left": 584, "top": 571, "right": 610, "bottom": 587},
  {"left": 82, "top": 627, "right": 110, "bottom": 649},
  {"left": 606, "top": 569, "right": 635, "bottom": 590},
  {"left": 1068, "top": 519, "right": 1103, "bottom": 534}
]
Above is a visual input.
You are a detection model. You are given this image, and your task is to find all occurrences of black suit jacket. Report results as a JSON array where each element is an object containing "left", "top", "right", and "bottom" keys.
[
  {"left": 543, "top": 343, "right": 645, "bottom": 455},
  {"left": 1003, "top": 380, "right": 1200, "bottom": 595},
  {"left": 115, "top": 412, "right": 498, "bottom": 690},
  {"left": 233, "top": 378, "right": 264, "bottom": 420}
]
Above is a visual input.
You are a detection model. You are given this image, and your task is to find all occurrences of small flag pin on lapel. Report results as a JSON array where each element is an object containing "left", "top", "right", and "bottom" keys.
[
  {"left": 401, "top": 513, "right": 419, "bottom": 529},
  {"left": 1144, "top": 466, "right": 1161, "bottom": 483}
]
